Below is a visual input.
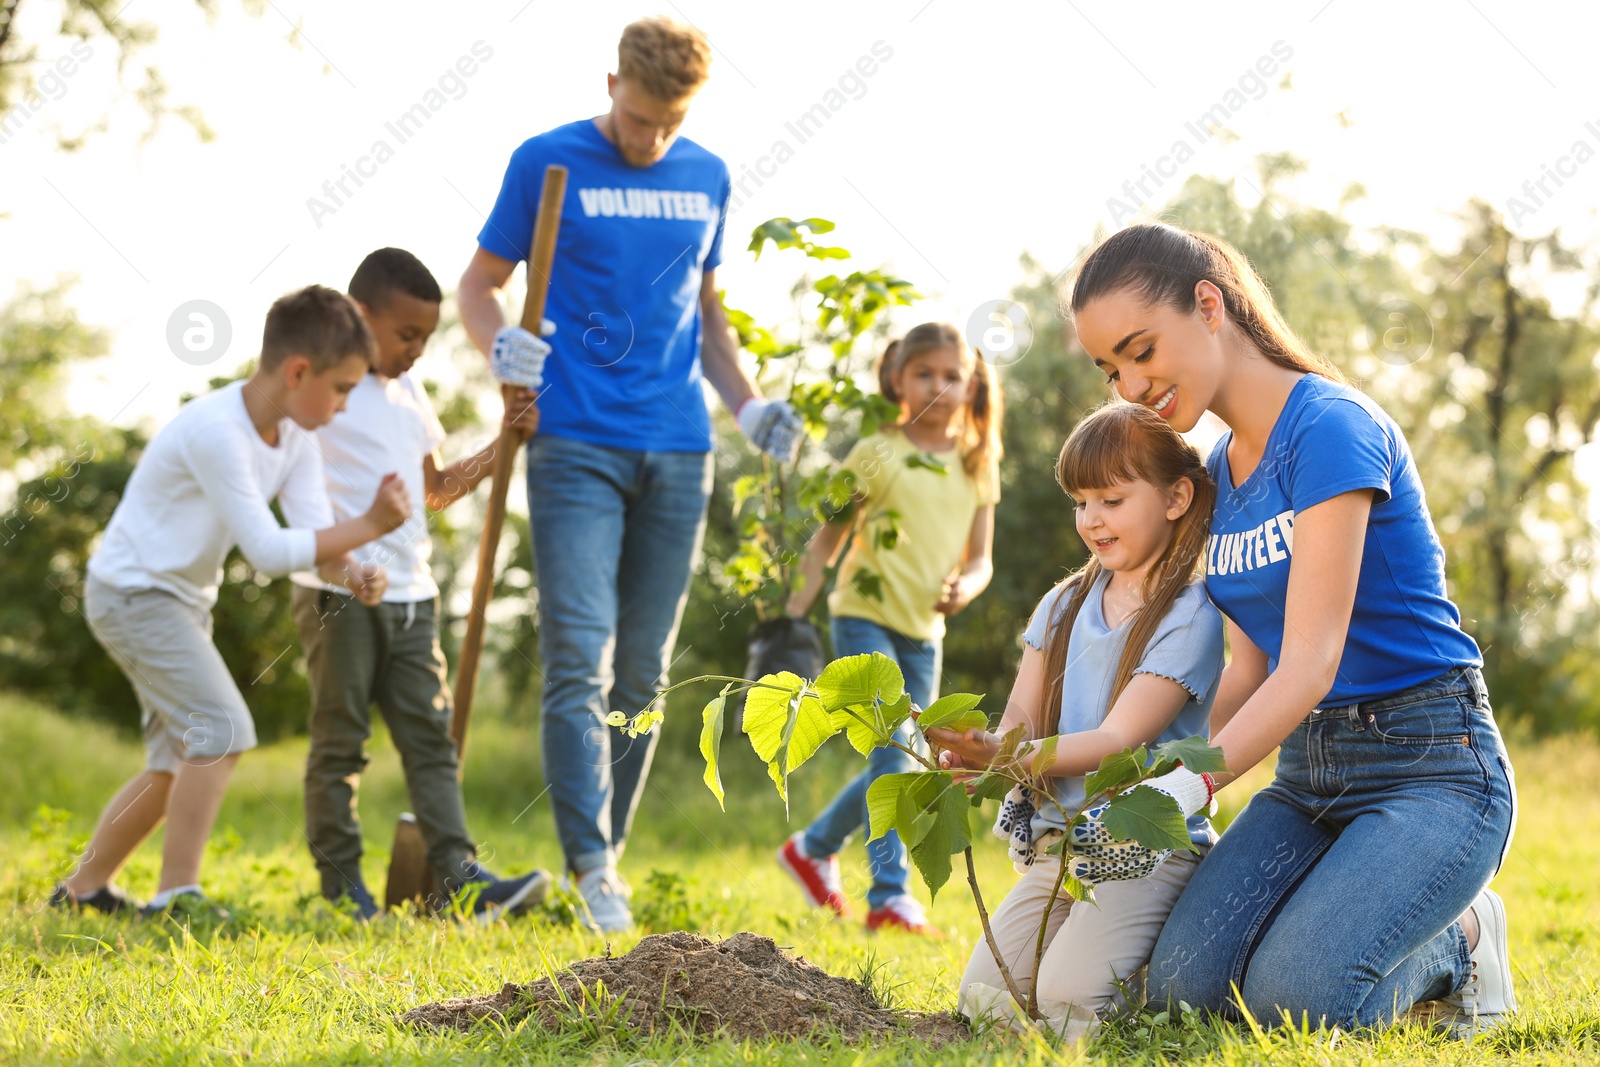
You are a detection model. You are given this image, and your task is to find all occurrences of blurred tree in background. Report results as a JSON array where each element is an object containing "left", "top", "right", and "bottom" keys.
[{"left": 0, "top": 0, "right": 268, "bottom": 147}]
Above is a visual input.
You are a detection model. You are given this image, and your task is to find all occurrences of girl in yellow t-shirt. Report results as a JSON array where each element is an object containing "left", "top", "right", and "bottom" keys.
[{"left": 776, "top": 321, "right": 1003, "bottom": 933}]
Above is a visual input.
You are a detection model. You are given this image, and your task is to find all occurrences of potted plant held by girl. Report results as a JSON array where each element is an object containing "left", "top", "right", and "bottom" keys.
[{"left": 718, "top": 217, "right": 919, "bottom": 684}]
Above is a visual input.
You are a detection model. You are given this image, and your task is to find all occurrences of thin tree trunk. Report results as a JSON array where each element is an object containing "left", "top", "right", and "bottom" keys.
[
  {"left": 965, "top": 846, "right": 1030, "bottom": 1014},
  {"left": 1027, "top": 848, "right": 1072, "bottom": 1019}
]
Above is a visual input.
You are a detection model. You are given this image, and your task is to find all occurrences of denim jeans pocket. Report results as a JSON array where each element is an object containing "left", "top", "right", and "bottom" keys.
[{"left": 1364, "top": 695, "right": 1472, "bottom": 747}]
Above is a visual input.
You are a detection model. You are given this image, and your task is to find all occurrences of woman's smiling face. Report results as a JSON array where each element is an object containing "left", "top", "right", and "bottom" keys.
[{"left": 1073, "top": 281, "right": 1227, "bottom": 434}]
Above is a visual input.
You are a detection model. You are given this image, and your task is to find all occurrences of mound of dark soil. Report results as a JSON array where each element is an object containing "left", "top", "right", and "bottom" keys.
[{"left": 400, "top": 930, "right": 967, "bottom": 1045}]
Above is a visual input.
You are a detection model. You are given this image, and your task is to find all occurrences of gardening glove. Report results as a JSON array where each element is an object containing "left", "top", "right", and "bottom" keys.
[
  {"left": 735, "top": 396, "right": 803, "bottom": 463},
  {"left": 993, "top": 784, "right": 1060, "bottom": 873},
  {"left": 1066, "top": 837, "right": 1171, "bottom": 886},
  {"left": 1065, "top": 767, "right": 1214, "bottom": 886},
  {"left": 490, "top": 319, "right": 557, "bottom": 389}
]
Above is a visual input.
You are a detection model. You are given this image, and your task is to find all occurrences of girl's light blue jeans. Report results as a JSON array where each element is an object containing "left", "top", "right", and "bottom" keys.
[
  {"left": 802, "top": 614, "right": 941, "bottom": 910},
  {"left": 1148, "top": 665, "right": 1517, "bottom": 1029}
]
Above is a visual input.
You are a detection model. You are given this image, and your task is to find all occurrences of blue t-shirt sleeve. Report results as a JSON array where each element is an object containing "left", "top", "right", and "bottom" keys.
[
  {"left": 1287, "top": 397, "right": 1395, "bottom": 510},
  {"left": 704, "top": 169, "right": 731, "bottom": 272},
  {"left": 1131, "top": 589, "right": 1225, "bottom": 703},
  {"left": 1023, "top": 583, "right": 1070, "bottom": 651},
  {"left": 478, "top": 142, "right": 541, "bottom": 263}
]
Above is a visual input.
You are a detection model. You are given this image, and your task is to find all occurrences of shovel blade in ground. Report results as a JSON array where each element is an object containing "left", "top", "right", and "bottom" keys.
[{"left": 385, "top": 812, "right": 443, "bottom": 913}]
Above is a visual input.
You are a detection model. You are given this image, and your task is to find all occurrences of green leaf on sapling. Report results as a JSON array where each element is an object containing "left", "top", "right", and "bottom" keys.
[
  {"left": 748, "top": 219, "right": 799, "bottom": 259},
  {"left": 731, "top": 474, "right": 764, "bottom": 516},
  {"left": 1064, "top": 874, "right": 1096, "bottom": 907},
  {"left": 699, "top": 685, "right": 732, "bottom": 809},
  {"left": 895, "top": 787, "right": 936, "bottom": 850},
  {"left": 1145, "top": 757, "right": 1180, "bottom": 779},
  {"left": 1150, "top": 735, "right": 1229, "bottom": 777},
  {"left": 967, "top": 771, "right": 1014, "bottom": 805},
  {"left": 866, "top": 771, "right": 944, "bottom": 842},
  {"left": 915, "top": 693, "right": 988, "bottom": 734},
  {"left": 777, "top": 692, "right": 839, "bottom": 774},
  {"left": 1100, "top": 784, "right": 1194, "bottom": 853},
  {"left": 907, "top": 779, "right": 970, "bottom": 900},
  {"left": 1083, "top": 746, "right": 1146, "bottom": 800},
  {"left": 987, "top": 724, "right": 1029, "bottom": 776},
  {"left": 741, "top": 673, "right": 804, "bottom": 767},
  {"left": 743, "top": 674, "right": 836, "bottom": 808},
  {"left": 1028, "top": 735, "right": 1059, "bottom": 791},
  {"left": 814, "top": 652, "right": 905, "bottom": 712},
  {"left": 836, "top": 691, "right": 912, "bottom": 755}
]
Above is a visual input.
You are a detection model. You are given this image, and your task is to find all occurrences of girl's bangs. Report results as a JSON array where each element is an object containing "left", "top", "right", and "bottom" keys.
[{"left": 1058, "top": 413, "right": 1142, "bottom": 493}]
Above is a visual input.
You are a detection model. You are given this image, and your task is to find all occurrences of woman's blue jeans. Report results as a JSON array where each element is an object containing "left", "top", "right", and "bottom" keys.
[
  {"left": 801, "top": 614, "right": 941, "bottom": 910},
  {"left": 1148, "top": 666, "right": 1517, "bottom": 1029},
  {"left": 525, "top": 434, "right": 712, "bottom": 874}
]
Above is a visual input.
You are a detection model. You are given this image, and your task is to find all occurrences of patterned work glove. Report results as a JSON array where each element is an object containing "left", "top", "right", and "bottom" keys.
[
  {"left": 1065, "top": 767, "right": 1215, "bottom": 886},
  {"left": 735, "top": 397, "right": 804, "bottom": 463},
  {"left": 489, "top": 319, "right": 557, "bottom": 389},
  {"left": 991, "top": 785, "right": 1063, "bottom": 873}
]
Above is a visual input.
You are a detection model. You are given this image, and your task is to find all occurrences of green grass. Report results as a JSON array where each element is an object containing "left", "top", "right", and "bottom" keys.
[{"left": 2, "top": 690, "right": 1597, "bottom": 1065}]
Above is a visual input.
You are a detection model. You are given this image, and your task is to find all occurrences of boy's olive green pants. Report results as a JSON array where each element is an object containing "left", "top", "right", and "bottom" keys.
[{"left": 292, "top": 588, "right": 476, "bottom": 894}]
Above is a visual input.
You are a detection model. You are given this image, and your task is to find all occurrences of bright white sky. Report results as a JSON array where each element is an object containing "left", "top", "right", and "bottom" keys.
[{"left": 2, "top": 0, "right": 1598, "bottom": 432}]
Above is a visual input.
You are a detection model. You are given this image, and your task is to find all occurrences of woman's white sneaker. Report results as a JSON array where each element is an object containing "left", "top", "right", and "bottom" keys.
[{"left": 1439, "top": 887, "right": 1516, "bottom": 1032}]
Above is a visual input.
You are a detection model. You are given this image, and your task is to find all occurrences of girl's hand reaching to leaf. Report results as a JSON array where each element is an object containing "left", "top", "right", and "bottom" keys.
[
  {"left": 938, "top": 748, "right": 984, "bottom": 786},
  {"left": 926, "top": 726, "right": 1001, "bottom": 769}
]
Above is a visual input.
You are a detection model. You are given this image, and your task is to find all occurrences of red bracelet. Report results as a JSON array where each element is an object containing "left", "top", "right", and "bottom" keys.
[{"left": 1200, "top": 772, "right": 1217, "bottom": 804}]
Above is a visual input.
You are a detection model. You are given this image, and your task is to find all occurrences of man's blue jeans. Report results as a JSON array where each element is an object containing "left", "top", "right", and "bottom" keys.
[
  {"left": 526, "top": 435, "right": 712, "bottom": 874},
  {"left": 802, "top": 614, "right": 941, "bottom": 910},
  {"left": 1148, "top": 666, "right": 1517, "bottom": 1029}
]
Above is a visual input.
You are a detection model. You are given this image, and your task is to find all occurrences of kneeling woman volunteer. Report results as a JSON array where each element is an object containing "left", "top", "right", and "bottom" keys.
[{"left": 1061, "top": 223, "right": 1516, "bottom": 1033}]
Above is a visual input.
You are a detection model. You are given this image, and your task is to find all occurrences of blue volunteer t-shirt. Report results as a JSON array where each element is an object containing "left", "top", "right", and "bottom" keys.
[
  {"left": 1204, "top": 374, "right": 1482, "bottom": 706},
  {"left": 1024, "top": 572, "right": 1224, "bottom": 847},
  {"left": 478, "top": 120, "right": 732, "bottom": 452}
]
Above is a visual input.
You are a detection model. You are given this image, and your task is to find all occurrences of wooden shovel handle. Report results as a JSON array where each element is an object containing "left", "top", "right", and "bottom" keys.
[{"left": 450, "top": 163, "right": 567, "bottom": 773}]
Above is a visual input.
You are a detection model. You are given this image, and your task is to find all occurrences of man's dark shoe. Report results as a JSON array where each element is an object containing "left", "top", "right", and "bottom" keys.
[
  {"left": 49, "top": 883, "right": 142, "bottom": 914},
  {"left": 324, "top": 879, "right": 381, "bottom": 921}
]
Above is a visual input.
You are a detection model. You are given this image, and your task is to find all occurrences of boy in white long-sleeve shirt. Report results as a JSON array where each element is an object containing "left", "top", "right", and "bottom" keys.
[{"left": 54, "top": 285, "right": 410, "bottom": 917}]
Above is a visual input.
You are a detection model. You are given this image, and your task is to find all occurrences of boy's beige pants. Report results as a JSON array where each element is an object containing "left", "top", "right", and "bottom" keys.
[{"left": 960, "top": 848, "right": 1203, "bottom": 1032}]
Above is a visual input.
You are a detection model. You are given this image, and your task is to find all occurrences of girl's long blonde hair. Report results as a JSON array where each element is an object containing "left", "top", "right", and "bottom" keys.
[
  {"left": 875, "top": 322, "right": 1004, "bottom": 490},
  {"left": 1037, "top": 401, "right": 1217, "bottom": 731}
]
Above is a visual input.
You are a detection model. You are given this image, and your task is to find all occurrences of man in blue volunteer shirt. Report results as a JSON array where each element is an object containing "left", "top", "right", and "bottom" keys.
[{"left": 458, "top": 16, "right": 800, "bottom": 933}]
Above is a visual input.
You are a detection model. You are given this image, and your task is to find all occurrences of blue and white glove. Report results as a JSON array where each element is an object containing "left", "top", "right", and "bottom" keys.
[
  {"left": 735, "top": 397, "right": 804, "bottom": 463},
  {"left": 993, "top": 785, "right": 1057, "bottom": 872},
  {"left": 1066, "top": 767, "right": 1214, "bottom": 886},
  {"left": 490, "top": 319, "right": 557, "bottom": 389}
]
